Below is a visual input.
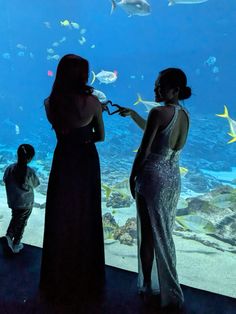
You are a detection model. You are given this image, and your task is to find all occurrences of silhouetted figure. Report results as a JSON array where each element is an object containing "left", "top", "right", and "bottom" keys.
[
  {"left": 3, "top": 144, "right": 40, "bottom": 254},
  {"left": 120, "top": 68, "right": 190, "bottom": 312},
  {"left": 40, "top": 54, "right": 105, "bottom": 302}
]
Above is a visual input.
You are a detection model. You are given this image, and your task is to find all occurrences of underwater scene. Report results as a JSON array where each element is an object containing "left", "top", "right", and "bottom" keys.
[{"left": 0, "top": 0, "right": 236, "bottom": 298}]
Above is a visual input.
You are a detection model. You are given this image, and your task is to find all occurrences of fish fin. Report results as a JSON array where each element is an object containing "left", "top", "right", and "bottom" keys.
[
  {"left": 168, "top": 0, "right": 174, "bottom": 6},
  {"left": 228, "top": 132, "right": 235, "bottom": 137},
  {"left": 216, "top": 105, "right": 229, "bottom": 118},
  {"left": 101, "top": 184, "right": 113, "bottom": 199},
  {"left": 180, "top": 167, "right": 188, "bottom": 176},
  {"left": 114, "top": 178, "right": 129, "bottom": 189},
  {"left": 91, "top": 71, "right": 96, "bottom": 85},
  {"left": 133, "top": 93, "right": 142, "bottom": 105},
  {"left": 111, "top": 0, "right": 116, "bottom": 15},
  {"left": 227, "top": 137, "right": 236, "bottom": 144}
]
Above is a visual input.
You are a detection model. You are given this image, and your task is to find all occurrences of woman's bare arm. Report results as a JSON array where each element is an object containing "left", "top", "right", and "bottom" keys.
[
  {"left": 119, "top": 108, "right": 146, "bottom": 130},
  {"left": 44, "top": 98, "right": 53, "bottom": 125},
  {"left": 130, "top": 108, "right": 160, "bottom": 177},
  {"left": 129, "top": 108, "right": 161, "bottom": 197},
  {"left": 92, "top": 104, "right": 105, "bottom": 142}
]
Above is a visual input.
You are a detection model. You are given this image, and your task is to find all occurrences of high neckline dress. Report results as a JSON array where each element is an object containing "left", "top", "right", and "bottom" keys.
[{"left": 135, "top": 105, "right": 189, "bottom": 307}]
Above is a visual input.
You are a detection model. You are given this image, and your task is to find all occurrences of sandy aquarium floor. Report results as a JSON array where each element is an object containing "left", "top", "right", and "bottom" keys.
[
  {"left": 104, "top": 234, "right": 236, "bottom": 299},
  {"left": 0, "top": 187, "right": 236, "bottom": 299}
]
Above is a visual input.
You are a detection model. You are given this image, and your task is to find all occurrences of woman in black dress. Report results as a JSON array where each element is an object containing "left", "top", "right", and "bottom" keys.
[{"left": 40, "top": 54, "right": 105, "bottom": 302}]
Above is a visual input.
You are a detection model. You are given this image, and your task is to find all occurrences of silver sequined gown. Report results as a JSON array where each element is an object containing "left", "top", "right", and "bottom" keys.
[{"left": 135, "top": 105, "right": 189, "bottom": 307}]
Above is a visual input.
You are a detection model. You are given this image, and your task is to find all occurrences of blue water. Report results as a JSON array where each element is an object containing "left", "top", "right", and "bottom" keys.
[
  {"left": 0, "top": 0, "right": 236, "bottom": 297},
  {"left": 0, "top": 0, "right": 235, "bottom": 175}
]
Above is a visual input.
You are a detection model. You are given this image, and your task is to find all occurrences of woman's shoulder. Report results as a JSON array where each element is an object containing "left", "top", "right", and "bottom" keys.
[
  {"left": 86, "top": 93, "right": 101, "bottom": 104},
  {"left": 149, "top": 105, "right": 168, "bottom": 117},
  {"left": 153, "top": 105, "right": 176, "bottom": 115},
  {"left": 148, "top": 106, "right": 175, "bottom": 128},
  {"left": 84, "top": 94, "right": 102, "bottom": 113}
]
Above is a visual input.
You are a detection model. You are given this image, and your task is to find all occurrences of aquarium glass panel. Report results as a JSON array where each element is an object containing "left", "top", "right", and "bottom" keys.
[{"left": 0, "top": 0, "right": 235, "bottom": 298}]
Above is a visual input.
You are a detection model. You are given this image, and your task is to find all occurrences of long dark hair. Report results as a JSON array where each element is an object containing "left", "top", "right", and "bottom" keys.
[
  {"left": 48, "top": 54, "right": 93, "bottom": 130},
  {"left": 13, "top": 144, "right": 35, "bottom": 189},
  {"left": 159, "top": 68, "right": 191, "bottom": 100}
]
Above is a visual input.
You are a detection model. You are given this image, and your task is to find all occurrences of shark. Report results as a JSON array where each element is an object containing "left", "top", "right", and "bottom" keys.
[
  {"left": 168, "top": 0, "right": 208, "bottom": 5},
  {"left": 216, "top": 105, "right": 236, "bottom": 144}
]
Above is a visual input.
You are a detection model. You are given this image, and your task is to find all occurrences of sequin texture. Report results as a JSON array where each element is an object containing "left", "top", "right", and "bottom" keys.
[{"left": 135, "top": 105, "right": 189, "bottom": 307}]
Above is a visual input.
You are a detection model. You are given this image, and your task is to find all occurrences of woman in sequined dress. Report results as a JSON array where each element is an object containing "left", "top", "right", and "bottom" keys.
[{"left": 120, "top": 68, "right": 191, "bottom": 312}]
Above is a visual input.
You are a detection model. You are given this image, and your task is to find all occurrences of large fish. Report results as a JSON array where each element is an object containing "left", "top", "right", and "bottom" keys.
[
  {"left": 168, "top": 0, "right": 208, "bottom": 5},
  {"left": 92, "top": 89, "right": 107, "bottom": 103},
  {"left": 133, "top": 93, "right": 160, "bottom": 112},
  {"left": 111, "top": 0, "right": 151, "bottom": 16},
  {"left": 102, "top": 178, "right": 130, "bottom": 200},
  {"left": 91, "top": 70, "right": 118, "bottom": 84},
  {"left": 216, "top": 105, "right": 236, "bottom": 144}
]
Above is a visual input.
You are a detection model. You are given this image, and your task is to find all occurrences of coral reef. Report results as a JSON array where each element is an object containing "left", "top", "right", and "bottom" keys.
[
  {"left": 114, "top": 217, "right": 137, "bottom": 246},
  {"left": 176, "top": 185, "right": 236, "bottom": 249},
  {"left": 102, "top": 212, "right": 119, "bottom": 240},
  {"left": 106, "top": 192, "right": 133, "bottom": 208}
]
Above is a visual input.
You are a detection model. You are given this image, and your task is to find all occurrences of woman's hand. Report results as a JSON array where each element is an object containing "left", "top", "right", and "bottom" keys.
[
  {"left": 129, "top": 174, "right": 136, "bottom": 199},
  {"left": 119, "top": 107, "right": 146, "bottom": 130},
  {"left": 119, "top": 107, "right": 133, "bottom": 117}
]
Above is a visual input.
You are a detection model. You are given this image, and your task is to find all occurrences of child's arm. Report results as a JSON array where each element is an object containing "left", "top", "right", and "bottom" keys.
[
  {"left": 27, "top": 168, "right": 40, "bottom": 189},
  {"left": 31, "top": 172, "right": 40, "bottom": 188}
]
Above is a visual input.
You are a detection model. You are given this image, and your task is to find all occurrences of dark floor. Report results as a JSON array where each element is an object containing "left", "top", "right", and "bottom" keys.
[{"left": 0, "top": 236, "right": 235, "bottom": 314}]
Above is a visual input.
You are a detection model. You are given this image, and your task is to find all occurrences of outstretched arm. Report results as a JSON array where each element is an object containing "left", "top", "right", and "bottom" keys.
[{"left": 119, "top": 107, "right": 146, "bottom": 130}]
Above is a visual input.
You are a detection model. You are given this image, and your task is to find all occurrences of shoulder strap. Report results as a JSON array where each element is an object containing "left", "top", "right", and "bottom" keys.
[{"left": 161, "top": 105, "right": 179, "bottom": 134}]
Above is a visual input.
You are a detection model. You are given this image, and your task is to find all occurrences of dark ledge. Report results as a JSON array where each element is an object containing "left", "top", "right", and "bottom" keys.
[{"left": 0, "top": 237, "right": 235, "bottom": 314}]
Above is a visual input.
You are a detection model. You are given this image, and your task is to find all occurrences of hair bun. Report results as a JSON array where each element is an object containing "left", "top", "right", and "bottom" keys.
[{"left": 179, "top": 86, "right": 191, "bottom": 100}]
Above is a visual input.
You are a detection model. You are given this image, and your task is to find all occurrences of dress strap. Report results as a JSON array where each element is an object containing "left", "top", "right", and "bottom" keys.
[
  {"left": 161, "top": 105, "right": 179, "bottom": 134},
  {"left": 180, "top": 105, "right": 190, "bottom": 118}
]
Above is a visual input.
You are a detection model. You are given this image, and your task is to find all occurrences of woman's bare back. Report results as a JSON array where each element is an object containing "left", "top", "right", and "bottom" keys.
[
  {"left": 60, "top": 94, "right": 101, "bottom": 129},
  {"left": 45, "top": 94, "right": 100, "bottom": 128},
  {"left": 151, "top": 105, "right": 189, "bottom": 153},
  {"left": 169, "top": 108, "right": 189, "bottom": 151}
]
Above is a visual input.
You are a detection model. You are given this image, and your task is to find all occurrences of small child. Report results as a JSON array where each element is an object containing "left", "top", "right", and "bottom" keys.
[{"left": 3, "top": 144, "right": 40, "bottom": 253}]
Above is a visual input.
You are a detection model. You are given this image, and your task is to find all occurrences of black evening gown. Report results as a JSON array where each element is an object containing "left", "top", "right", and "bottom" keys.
[{"left": 40, "top": 123, "right": 105, "bottom": 301}]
